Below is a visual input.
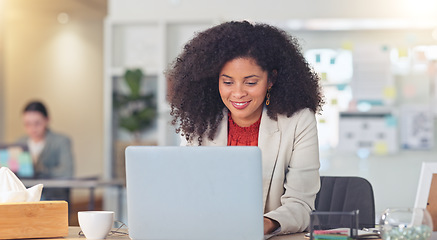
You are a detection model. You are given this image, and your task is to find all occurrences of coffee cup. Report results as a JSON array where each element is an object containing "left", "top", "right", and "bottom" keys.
[{"left": 78, "top": 211, "right": 114, "bottom": 239}]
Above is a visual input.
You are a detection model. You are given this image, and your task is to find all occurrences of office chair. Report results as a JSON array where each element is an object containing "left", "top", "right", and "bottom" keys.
[{"left": 314, "top": 176, "right": 375, "bottom": 228}]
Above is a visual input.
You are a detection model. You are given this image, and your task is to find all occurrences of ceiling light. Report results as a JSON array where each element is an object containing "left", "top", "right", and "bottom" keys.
[{"left": 57, "top": 12, "right": 69, "bottom": 24}]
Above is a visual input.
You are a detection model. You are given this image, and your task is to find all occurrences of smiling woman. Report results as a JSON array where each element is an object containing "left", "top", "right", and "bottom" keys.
[
  {"left": 219, "top": 58, "right": 272, "bottom": 127},
  {"left": 166, "top": 20, "right": 324, "bottom": 236}
]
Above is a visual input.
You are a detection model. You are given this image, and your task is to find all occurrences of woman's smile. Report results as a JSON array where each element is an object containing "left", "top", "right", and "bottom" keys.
[{"left": 231, "top": 100, "right": 251, "bottom": 109}]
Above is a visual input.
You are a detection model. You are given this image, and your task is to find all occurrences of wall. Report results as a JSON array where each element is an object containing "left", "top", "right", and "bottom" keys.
[
  {"left": 3, "top": 0, "right": 106, "bottom": 179},
  {"left": 0, "top": 0, "right": 5, "bottom": 141},
  {"left": 108, "top": 0, "right": 437, "bottom": 21},
  {"left": 107, "top": 0, "right": 437, "bottom": 221}
]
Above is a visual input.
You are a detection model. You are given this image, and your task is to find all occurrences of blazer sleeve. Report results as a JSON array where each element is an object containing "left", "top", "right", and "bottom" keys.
[
  {"left": 264, "top": 109, "right": 320, "bottom": 234},
  {"left": 37, "top": 132, "right": 74, "bottom": 179},
  {"left": 52, "top": 136, "right": 74, "bottom": 178}
]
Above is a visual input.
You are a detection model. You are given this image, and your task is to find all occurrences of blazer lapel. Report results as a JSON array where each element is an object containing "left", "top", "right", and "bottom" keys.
[{"left": 258, "top": 109, "right": 280, "bottom": 211}]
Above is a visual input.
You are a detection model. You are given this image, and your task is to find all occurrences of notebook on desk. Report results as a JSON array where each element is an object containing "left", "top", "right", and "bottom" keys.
[
  {"left": 0, "top": 143, "right": 34, "bottom": 178},
  {"left": 125, "top": 146, "right": 264, "bottom": 240}
]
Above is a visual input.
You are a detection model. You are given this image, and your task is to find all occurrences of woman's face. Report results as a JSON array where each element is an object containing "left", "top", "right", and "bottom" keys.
[
  {"left": 23, "top": 111, "right": 49, "bottom": 142},
  {"left": 219, "top": 58, "right": 272, "bottom": 127}
]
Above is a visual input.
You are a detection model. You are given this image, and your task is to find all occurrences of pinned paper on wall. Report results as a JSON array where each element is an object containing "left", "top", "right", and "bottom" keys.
[
  {"left": 351, "top": 44, "right": 392, "bottom": 101},
  {"left": 400, "top": 105, "right": 434, "bottom": 150},
  {"left": 315, "top": 86, "right": 352, "bottom": 151},
  {"left": 320, "top": 72, "right": 327, "bottom": 81},
  {"left": 331, "top": 98, "right": 338, "bottom": 105},
  {"left": 385, "top": 115, "right": 397, "bottom": 127},
  {"left": 337, "top": 84, "right": 347, "bottom": 91},
  {"left": 383, "top": 86, "right": 396, "bottom": 99},
  {"left": 414, "top": 49, "right": 427, "bottom": 62},
  {"left": 330, "top": 57, "right": 336, "bottom": 65},
  {"left": 316, "top": 54, "right": 321, "bottom": 63},
  {"left": 304, "top": 49, "right": 353, "bottom": 84},
  {"left": 391, "top": 47, "right": 411, "bottom": 75},
  {"left": 341, "top": 41, "right": 354, "bottom": 51},
  {"left": 398, "top": 47, "right": 409, "bottom": 58},
  {"left": 374, "top": 142, "right": 389, "bottom": 155},
  {"left": 403, "top": 84, "right": 417, "bottom": 98}
]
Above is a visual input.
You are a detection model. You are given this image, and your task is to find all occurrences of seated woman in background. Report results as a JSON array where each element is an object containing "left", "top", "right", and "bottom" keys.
[
  {"left": 17, "top": 100, "right": 74, "bottom": 201},
  {"left": 166, "top": 21, "right": 324, "bottom": 235}
]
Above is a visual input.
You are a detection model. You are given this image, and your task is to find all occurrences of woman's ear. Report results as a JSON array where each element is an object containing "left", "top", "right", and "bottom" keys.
[{"left": 269, "top": 69, "right": 278, "bottom": 88}]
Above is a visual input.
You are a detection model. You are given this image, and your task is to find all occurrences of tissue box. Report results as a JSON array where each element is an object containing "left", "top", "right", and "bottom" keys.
[{"left": 0, "top": 201, "right": 68, "bottom": 239}]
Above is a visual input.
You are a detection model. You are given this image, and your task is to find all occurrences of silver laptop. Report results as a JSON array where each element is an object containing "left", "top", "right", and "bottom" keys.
[{"left": 125, "top": 146, "right": 264, "bottom": 240}]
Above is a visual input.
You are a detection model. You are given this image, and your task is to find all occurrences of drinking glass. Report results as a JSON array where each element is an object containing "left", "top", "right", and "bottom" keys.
[{"left": 380, "top": 208, "right": 433, "bottom": 240}]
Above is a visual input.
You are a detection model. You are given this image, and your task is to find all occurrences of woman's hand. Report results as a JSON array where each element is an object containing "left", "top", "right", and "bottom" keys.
[{"left": 264, "top": 217, "right": 280, "bottom": 235}]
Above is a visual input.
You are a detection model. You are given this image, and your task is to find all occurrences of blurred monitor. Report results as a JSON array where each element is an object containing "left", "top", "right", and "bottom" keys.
[{"left": 0, "top": 143, "right": 34, "bottom": 178}]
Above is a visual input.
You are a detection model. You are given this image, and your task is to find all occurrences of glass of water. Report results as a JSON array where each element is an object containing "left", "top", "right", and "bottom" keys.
[{"left": 380, "top": 208, "right": 433, "bottom": 240}]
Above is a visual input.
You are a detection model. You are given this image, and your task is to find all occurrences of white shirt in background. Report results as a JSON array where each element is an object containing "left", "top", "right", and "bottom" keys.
[{"left": 28, "top": 139, "right": 45, "bottom": 164}]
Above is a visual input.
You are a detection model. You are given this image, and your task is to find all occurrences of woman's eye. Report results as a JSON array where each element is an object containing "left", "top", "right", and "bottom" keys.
[
  {"left": 246, "top": 82, "right": 257, "bottom": 85},
  {"left": 223, "top": 81, "right": 233, "bottom": 85}
]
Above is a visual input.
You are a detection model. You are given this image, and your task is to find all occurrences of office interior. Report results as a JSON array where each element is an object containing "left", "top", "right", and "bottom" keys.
[{"left": 1, "top": 0, "right": 437, "bottom": 225}]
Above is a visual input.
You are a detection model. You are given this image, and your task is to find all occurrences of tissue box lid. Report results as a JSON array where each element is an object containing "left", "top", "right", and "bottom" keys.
[{"left": 0, "top": 200, "right": 68, "bottom": 239}]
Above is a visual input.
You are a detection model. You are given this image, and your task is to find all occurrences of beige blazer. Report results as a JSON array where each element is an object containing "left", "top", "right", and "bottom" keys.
[{"left": 184, "top": 108, "right": 321, "bottom": 234}]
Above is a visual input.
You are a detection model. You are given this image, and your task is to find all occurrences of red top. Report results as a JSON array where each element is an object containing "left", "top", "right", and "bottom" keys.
[{"left": 227, "top": 112, "right": 261, "bottom": 146}]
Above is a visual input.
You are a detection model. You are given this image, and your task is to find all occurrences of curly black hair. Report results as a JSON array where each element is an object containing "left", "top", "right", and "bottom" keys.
[{"left": 166, "top": 20, "right": 323, "bottom": 144}]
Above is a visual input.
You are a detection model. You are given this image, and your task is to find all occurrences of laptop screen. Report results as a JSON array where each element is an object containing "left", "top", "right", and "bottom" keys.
[
  {"left": 0, "top": 143, "right": 34, "bottom": 178},
  {"left": 125, "top": 146, "right": 264, "bottom": 240}
]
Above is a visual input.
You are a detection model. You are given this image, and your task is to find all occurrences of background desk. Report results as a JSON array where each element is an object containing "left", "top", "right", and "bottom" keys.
[
  {"left": 22, "top": 178, "right": 125, "bottom": 211},
  {"left": 25, "top": 227, "right": 307, "bottom": 240}
]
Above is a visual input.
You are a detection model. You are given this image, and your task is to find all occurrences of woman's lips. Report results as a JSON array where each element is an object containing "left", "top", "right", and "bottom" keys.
[{"left": 231, "top": 101, "right": 250, "bottom": 109}]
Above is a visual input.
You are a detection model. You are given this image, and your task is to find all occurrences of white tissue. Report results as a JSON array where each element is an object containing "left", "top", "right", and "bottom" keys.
[{"left": 0, "top": 167, "right": 43, "bottom": 203}]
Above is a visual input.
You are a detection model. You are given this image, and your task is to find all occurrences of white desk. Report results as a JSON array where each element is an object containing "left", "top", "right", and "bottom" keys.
[{"left": 24, "top": 227, "right": 307, "bottom": 240}]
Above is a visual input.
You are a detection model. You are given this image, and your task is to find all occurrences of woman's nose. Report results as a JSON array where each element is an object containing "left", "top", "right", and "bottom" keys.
[{"left": 232, "top": 84, "right": 247, "bottom": 98}]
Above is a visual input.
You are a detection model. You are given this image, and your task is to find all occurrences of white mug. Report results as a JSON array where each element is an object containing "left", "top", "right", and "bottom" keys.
[{"left": 78, "top": 211, "right": 114, "bottom": 239}]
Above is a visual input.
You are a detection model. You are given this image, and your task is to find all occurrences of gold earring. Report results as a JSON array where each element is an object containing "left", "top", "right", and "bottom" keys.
[{"left": 266, "top": 87, "right": 271, "bottom": 106}]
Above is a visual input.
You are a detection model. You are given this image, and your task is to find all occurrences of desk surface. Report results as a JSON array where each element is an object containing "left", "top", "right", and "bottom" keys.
[{"left": 25, "top": 227, "right": 306, "bottom": 240}]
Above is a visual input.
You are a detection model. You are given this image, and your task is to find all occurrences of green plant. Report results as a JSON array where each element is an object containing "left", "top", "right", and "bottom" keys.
[{"left": 113, "top": 69, "right": 156, "bottom": 137}]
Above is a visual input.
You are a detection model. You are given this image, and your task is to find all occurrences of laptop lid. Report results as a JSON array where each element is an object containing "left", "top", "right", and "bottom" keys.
[
  {"left": 125, "top": 146, "right": 264, "bottom": 240},
  {"left": 0, "top": 143, "right": 34, "bottom": 178}
]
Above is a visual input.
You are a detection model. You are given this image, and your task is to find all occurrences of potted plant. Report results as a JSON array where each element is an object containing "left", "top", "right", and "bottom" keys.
[{"left": 113, "top": 68, "right": 156, "bottom": 142}]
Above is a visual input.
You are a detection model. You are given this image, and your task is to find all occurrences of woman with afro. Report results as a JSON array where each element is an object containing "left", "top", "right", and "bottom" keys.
[{"left": 166, "top": 20, "right": 324, "bottom": 235}]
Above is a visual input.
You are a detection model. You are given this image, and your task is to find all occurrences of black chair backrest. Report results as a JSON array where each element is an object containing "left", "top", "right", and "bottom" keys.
[{"left": 315, "top": 176, "right": 375, "bottom": 228}]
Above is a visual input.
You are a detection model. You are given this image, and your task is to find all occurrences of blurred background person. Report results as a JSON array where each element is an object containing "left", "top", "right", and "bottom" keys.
[{"left": 17, "top": 100, "right": 74, "bottom": 202}]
